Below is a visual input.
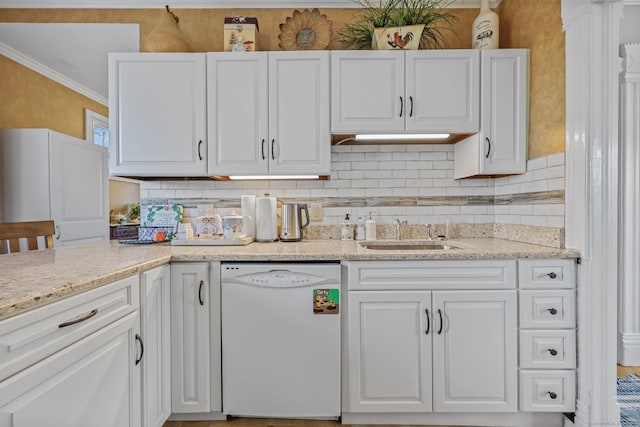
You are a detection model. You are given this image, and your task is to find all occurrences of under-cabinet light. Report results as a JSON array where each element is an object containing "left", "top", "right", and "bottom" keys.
[
  {"left": 228, "top": 175, "right": 320, "bottom": 180},
  {"left": 354, "top": 133, "right": 450, "bottom": 141}
]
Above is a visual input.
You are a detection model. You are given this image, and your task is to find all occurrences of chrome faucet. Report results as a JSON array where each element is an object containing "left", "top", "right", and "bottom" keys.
[
  {"left": 395, "top": 219, "right": 407, "bottom": 240},
  {"left": 424, "top": 223, "right": 433, "bottom": 240}
]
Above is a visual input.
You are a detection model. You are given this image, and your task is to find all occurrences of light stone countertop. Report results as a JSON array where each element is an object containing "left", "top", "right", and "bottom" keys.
[{"left": 0, "top": 238, "right": 580, "bottom": 321}]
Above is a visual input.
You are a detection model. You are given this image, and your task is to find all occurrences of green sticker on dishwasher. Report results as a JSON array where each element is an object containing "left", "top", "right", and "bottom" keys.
[{"left": 313, "top": 289, "right": 339, "bottom": 314}]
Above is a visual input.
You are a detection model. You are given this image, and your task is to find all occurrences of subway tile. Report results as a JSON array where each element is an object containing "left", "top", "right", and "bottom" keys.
[
  {"left": 331, "top": 145, "right": 352, "bottom": 153},
  {"left": 419, "top": 152, "right": 448, "bottom": 161},
  {"left": 175, "top": 190, "right": 204, "bottom": 199},
  {"left": 393, "top": 187, "right": 418, "bottom": 196},
  {"left": 351, "top": 179, "right": 377, "bottom": 188},
  {"left": 520, "top": 180, "right": 548, "bottom": 193},
  {"left": 547, "top": 177, "right": 565, "bottom": 191},
  {"left": 337, "top": 188, "right": 364, "bottom": 197},
  {"left": 406, "top": 160, "right": 435, "bottom": 169},
  {"left": 379, "top": 145, "right": 406, "bottom": 152},
  {"left": 282, "top": 189, "right": 311, "bottom": 198},
  {"left": 351, "top": 161, "right": 380, "bottom": 170},
  {"left": 533, "top": 204, "right": 565, "bottom": 216},
  {"left": 351, "top": 144, "right": 379, "bottom": 152},
  {"left": 509, "top": 205, "right": 534, "bottom": 215},
  {"left": 365, "top": 188, "right": 394, "bottom": 197},
  {"left": 406, "top": 178, "right": 435, "bottom": 188},
  {"left": 378, "top": 161, "right": 407, "bottom": 170},
  {"left": 393, "top": 169, "right": 420, "bottom": 178},
  {"left": 446, "top": 187, "right": 472, "bottom": 196},
  {"left": 296, "top": 180, "right": 325, "bottom": 189},
  {"left": 378, "top": 179, "right": 407, "bottom": 188},
  {"left": 461, "top": 205, "right": 489, "bottom": 215},
  {"left": 420, "top": 187, "right": 448, "bottom": 196},
  {"left": 433, "top": 160, "right": 454, "bottom": 170},
  {"left": 547, "top": 216, "right": 565, "bottom": 228},
  {"left": 459, "top": 178, "right": 492, "bottom": 187},
  {"left": 419, "top": 170, "right": 447, "bottom": 179},
  {"left": 507, "top": 171, "right": 534, "bottom": 184},
  {"left": 494, "top": 183, "right": 521, "bottom": 195},
  {"left": 365, "top": 152, "right": 393, "bottom": 161},
  {"left": 474, "top": 214, "right": 496, "bottom": 223},
  {"left": 330, "top": 161, "right": 351, "bottom": 171},
  {"left": 532, "top": 165, "right": 564, "bottom": 181},
  {"left": 432, "top": 206, "right": 461, "bottom": 215},
  {"left": 147, "top": 189, "right": 176, "bottom": 199},
  {"left": 495, "top": 214, "right": 522, "bottom": 224},
  {"left": 377, "top": 206, "right": 407, "bottom": 215},
  {"left": 365, "top": 170, "right": 393, "bottom": 179},
  {"left": 547, "top": 152, "right": 566, "bottom": 167},
  {"left": 336, "top": 152, "right": 366, "bottom": 162},
  {"left": 527, "top": 156, "right": 548, "bottom": 171},
  {"left": 338, "top": 170, "right": 365, "bottom": 180},
  {"left": 393, "top": 152, "right": 420, "bottom": 161}
]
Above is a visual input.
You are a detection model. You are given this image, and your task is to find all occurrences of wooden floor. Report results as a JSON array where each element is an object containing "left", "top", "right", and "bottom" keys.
[
  {"left": 165, "top": 366, "right": 640, "bottom": 427},
  {"left": 164, "top": 419, "right": 458, "bottom": 427}
]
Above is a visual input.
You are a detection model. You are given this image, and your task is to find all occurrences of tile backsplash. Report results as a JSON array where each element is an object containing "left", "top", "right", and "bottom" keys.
[{"left": 140, "top": 144, "right": 564, "bottom": 230}]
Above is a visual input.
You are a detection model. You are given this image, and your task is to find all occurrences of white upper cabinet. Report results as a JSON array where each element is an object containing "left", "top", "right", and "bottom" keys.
[
  {"left": 207, "top": 51, "right": 330, "bottom": 176},
  {"left": 109, "top": 53, "right": 207, "bottom": 177},
  {"left": 454, "top": 49, "right": 529, "bottom": 178},
  {"left": 331, "top": 50, "right": 480, "bottom": 134},
  {"left": 207, "top": 53, "right": 269, "bottom": 175}
]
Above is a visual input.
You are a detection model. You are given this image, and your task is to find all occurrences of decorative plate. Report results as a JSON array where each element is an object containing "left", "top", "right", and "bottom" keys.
[{"left": 278, "top": 8, "right": 333, "bottom": 51}]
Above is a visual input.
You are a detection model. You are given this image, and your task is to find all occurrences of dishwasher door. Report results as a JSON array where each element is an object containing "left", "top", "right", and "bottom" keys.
[{"left": 221, "top": 263, "right": 341, "bottom": 418}]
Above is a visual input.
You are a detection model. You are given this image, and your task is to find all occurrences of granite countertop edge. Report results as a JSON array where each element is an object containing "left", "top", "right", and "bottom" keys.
[{"left": 0, "top": 239, "right": 580, "bottom": 321}]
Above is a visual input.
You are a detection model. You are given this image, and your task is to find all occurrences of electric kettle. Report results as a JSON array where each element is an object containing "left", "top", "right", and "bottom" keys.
[{"left": 280, "top": 203, "right": 310, "bottom": 242}]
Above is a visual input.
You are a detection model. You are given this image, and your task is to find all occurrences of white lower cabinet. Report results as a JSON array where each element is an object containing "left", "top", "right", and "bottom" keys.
[
  {"left": 348, "top": 287, "right": 517, "bottom": 413},
  {"left": 348, "top": 291, "right": 433, "bottom": 412},
  {"left": 140, "top": 265, "right": 171, "bottom": 427},
  {"left": 170, "top": 262, "right": 221, "bottom": 415},
  {"left": 0, "top": 309, "right": 141, "bottom": 427}
]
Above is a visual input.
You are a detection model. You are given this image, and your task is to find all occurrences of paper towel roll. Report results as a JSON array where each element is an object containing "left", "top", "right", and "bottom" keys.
[
  {"left": 241, "top": 195, "right": 256, "bottom": 237},
  {"left": 255, "top": 196, "right": 277, "bottom": 242}
]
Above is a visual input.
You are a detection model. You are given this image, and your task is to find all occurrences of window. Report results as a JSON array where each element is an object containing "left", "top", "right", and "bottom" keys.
[{"left": 85, "top": 109, "right": 110, "bottom": 149}]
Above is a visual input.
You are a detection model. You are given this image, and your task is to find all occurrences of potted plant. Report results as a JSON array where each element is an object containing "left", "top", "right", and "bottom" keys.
[{"left": 339, "top": 0, "right": 457, "bottom": 50}]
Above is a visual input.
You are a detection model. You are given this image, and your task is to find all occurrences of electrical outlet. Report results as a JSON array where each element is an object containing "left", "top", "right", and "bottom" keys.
[{"left": 309, "top": 203, "right": 323, "bottom": 222}]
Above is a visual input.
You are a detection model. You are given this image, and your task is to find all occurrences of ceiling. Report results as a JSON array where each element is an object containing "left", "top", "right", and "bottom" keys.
[{"left": 0, "top": 23, "right": 139, "bottom": 105}]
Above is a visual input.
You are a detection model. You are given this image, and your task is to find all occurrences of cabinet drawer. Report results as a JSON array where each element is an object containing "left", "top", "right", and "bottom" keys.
[
  {"left": 520, "top": 370, "right": 576, "bottom": 412},
  {"left": 519, "top": 290, "right": 575, "bottom": 329},
  {"left": 345, "top": 260, "right": 516, "bottom": 290},
  {"left": 519, "top": 330, "right": 576, "bottom": 369},
  {"left": 0, "top": 275, "right": 139, "bottom": 381},
  {"left": 518, "top": 259, "right": 576, "bottom": 289}
]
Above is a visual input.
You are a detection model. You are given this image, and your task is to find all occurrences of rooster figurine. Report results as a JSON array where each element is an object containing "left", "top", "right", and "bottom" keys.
[{"left": 387, "top": 31, "right": 414, "bottom": 49}]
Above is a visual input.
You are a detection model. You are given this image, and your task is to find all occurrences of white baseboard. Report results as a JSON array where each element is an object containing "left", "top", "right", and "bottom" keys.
[{"left": 618, "top": 333, "right": 640, "bottom": 366}]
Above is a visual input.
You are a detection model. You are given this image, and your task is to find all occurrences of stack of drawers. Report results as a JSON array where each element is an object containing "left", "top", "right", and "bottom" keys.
[{"left": 518, "top": 259, "right": 577, "bottom": 412}]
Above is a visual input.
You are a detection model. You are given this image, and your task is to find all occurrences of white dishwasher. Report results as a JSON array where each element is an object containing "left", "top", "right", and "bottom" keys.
[{"left": 221, "top": 262, "right": 341, "bottom": 418}]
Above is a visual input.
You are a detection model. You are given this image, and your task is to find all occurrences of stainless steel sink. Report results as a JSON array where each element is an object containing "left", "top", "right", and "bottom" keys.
[{"left": 359, "top": 240, "right": 460, "bottom": 251}]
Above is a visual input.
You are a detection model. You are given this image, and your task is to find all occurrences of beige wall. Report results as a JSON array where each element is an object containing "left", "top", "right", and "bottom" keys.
[
  {"left": 0, "top": 0, "right": 564, "bottom": 158},
  {"left": 109, "top": 179, "right": 140, "bottom": 215}
]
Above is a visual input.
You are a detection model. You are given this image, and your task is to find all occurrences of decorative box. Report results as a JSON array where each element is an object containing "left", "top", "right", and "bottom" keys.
[{"left": 224, "top": 16, "right": 259, "bottom": 52}]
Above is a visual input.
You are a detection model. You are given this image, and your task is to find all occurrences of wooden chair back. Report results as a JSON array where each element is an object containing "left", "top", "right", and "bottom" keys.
[{"left": 0, "top": 220, "right": 55, "bottom": 254}]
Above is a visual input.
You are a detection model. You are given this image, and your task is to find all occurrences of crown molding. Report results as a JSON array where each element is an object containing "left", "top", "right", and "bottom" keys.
[
  {"left": 0, "top": 0, "right": 500, "bottom": 8},
  {"left": 0, "top": 41, "right": 107, "bottom": 106}
]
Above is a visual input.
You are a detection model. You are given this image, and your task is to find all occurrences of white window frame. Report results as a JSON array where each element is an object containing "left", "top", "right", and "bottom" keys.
[{"left": 85, "top": 109, "right": 109, "bottom": 147}]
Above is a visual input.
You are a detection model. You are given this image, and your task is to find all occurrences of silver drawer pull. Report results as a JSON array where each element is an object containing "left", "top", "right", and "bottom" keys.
[
  {"left": 548, "top": 391, "right": 557, "bottom": 400},
  {"left": 547, "top": 308, "right": 558, "bottom": 315},
  {"left": 547, "top": 272, "right": 557, "bottom": 279},
  {"left": 548, "top": 348, "right": 558, "bottom": 356},
  {"left": 58, "top": 308, "right": 98, "bottom": 328}
]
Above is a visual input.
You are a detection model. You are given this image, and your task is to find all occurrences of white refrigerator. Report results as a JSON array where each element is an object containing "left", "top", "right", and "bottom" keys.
[{"left": 0, "top": 128, "right": 109, "bottom": 247}]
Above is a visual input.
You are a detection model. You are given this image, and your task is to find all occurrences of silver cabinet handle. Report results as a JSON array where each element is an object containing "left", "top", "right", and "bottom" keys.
[
  {"left": 409, "top": 96, "right": 414, "bottom": 117},
  {"left": 58, "top": 308, "right": 98, "bottom": 328},
  {"left": 485, "top": 137, "right": 491, "bottom": 158},
  {"left": 261, "top": 139, "right": 266, "bottom": 160},
  {"left": 55, "top": 225, "right": 61, "bottom": 240},
  {"left": 197, "top": 140, "right": 203, "bottom": 161},
  {"left": 271, "top": 139, "right": 276, "bottom": 160},
  {"left": 399, "top": 96, "right": 404, "bottom": 117}
]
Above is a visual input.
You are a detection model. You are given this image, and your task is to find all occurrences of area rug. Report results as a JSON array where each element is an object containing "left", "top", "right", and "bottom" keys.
[{"left": 618, "top": 374, "right": 640, "bottom": 426}]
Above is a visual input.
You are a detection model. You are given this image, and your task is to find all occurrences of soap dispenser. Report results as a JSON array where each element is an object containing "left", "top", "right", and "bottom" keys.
[
  {"left": 340, "top": 214, "right": 354, "bottom": 240},
  {"left": 355, "top": 215, "right": 366, "bottom": 240},
  {"left": 365, "top": 212, "right": 376, "bottom": 241}
]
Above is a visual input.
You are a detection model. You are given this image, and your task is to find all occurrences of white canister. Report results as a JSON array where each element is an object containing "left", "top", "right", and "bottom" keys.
[{"left": 255, "top": 195, "right": 278, "bottom": 242}]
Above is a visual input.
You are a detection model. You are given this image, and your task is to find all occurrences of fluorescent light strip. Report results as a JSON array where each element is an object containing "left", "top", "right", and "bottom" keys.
[
  {"left": 354, "top": 133, "right": 450, "bottom": 141},
  {"left": 228, "top": 175, "right": 320, "bottom": 180}
]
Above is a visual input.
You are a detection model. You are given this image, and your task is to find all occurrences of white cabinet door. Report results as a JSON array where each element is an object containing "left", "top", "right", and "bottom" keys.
[
  {"left": 207, "top": 52, "right": 268, "bottom": 176},
  {"left": 140, "top": 265, "right": 171, "bottom": 427},
  {"left": 170, "top": 263, "right": 210, "bottom": 413},
  {"left": 453, "top": 49, "right": 528, "bottom": 178},
  {"left": 109, "top": 53, "right": 207, "bottom": 176},
  {"left": 347, "top": 291, "right": 432, "bottom": 412},
  {"left": 480, "top": 49, "right": 528, "bottom": 175},
  {"left": 50, "top": 131, "right": 109, "bottom": 246},
  {"left": 331, "top": 50, "right": 405, "bottom": 133},
  {"left": 0, "top": 129, "right": 109, "bottom": 247},
  {"left": 406, "top": 50, "right": 479, "bottom": 133},
  {"left": 0, "top": 312, "right": 141, "bottom": 427},
  {"left": 268, "top": 51, "right": 331, "bottom": 176},
  {"left": 432, "top": 290, "right": 517, "bottom": 412}
]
